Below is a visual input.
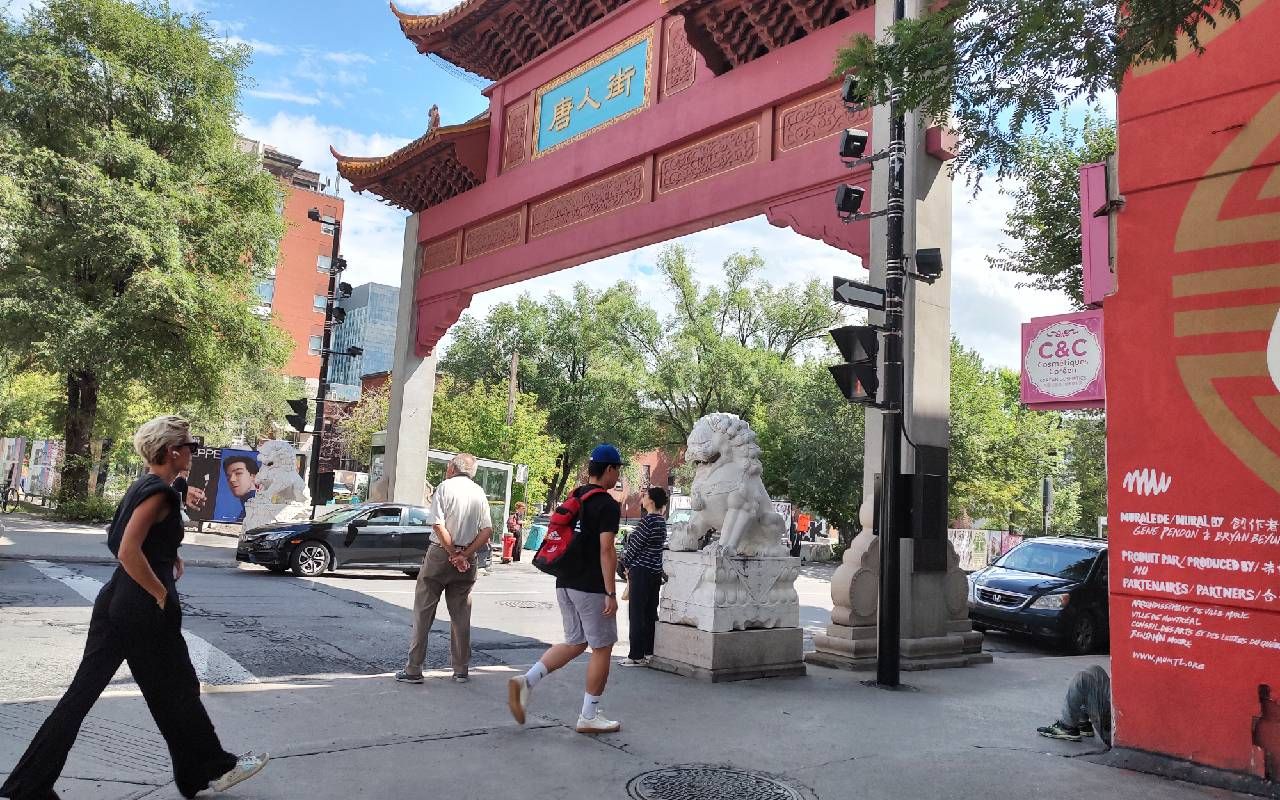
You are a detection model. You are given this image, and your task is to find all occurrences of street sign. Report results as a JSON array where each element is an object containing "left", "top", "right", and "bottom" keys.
[{"left": 832, "top": 276, "right": 886, "bottom": 311}]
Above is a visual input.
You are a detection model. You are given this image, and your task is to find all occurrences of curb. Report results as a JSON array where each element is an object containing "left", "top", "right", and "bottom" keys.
[{"left": 0, "top": 554, "right": 238, "bottom": 570}]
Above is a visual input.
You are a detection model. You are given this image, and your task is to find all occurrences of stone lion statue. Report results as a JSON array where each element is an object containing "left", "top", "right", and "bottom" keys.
[
  {"left": 685, "top": 413, "right": 787, "bottom": 557},
  {"left": 241, "top": 440, "right": 309, "bottom": 533}
]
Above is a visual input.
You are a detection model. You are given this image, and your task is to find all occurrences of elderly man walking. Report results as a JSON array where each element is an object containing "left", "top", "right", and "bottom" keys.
[{"left": 395, "top": 453, "right": 493, "bottom": 685}]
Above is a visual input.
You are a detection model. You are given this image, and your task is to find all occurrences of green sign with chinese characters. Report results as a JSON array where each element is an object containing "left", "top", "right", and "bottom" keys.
[{"left": 533, "top": 28, "right": 653, "bottom": 156}]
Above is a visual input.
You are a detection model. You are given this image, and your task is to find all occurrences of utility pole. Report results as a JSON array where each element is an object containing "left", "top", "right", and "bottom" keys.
[
  {"left": 876, "top": 4, "right": 907, "bottom": 685},
  {"left": 505, "top": 350, "right": 519, "bottom": 427},
  {"left": 308, "top": 208, "right": 344, "bottom": 519}
]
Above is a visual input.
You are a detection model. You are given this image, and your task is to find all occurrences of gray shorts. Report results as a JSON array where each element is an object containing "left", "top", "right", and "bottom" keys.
[{"left": 556, "top": 588, "right": 618, "bottom": 649}]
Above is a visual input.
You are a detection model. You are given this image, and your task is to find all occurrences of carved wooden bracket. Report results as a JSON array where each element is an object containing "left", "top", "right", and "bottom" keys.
[
  {"left": 415, "top": 291, "right": 473, "bottom": 357},
  {"left": 765, "top": 185, "right": 871, "bottom": 264}
]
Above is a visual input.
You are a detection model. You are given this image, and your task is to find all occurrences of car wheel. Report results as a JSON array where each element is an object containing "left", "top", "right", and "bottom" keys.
[
  {"left": 291, "top": 542, "right": 331, "bottom": 577},
  {"left": 1068, "top": 612, "right": 1098, "bottom": 654},
  {"left": 403, "top": 569, "right": 420, "bottom": 579}
]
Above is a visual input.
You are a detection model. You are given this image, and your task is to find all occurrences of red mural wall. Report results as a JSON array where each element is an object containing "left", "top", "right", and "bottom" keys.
[{"left": 1108, "top": 0, "right": 1280, "bottom": 778}]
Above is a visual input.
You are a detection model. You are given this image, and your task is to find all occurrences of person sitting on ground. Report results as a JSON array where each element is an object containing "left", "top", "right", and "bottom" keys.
[{"left": 1037, "top": 664, "right": 1112, "bottom": 746}]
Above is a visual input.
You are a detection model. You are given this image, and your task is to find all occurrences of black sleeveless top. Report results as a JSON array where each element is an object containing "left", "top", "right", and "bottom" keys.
[{"left": 106, "top": 474, "right": 184, "bottom": 574}]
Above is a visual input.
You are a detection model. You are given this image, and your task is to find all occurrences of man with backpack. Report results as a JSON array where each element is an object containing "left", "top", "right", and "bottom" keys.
[{"left": 511, "top": 444, "right": 623, "bottom": 734}]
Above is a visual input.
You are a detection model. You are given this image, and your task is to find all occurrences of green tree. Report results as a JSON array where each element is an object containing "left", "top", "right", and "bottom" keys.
[
  {"left": 430, "top": 376, "right": 561, "bottom": 508},
  {"left": 0, "top": 362, "right": 60, "bottom": 440},
  {"left": 948, "top": 339, "right": 1074, "bottom": 531},
  {"left": 755, "top": 360, "right": 865, "bottom": 543},
  {"left": 1064, "top": 412, "right": 1107, "bottom": 536},
  {"left": 988, "top": 114, "right": 1117, "bottom": 307},
  {"left": 640, "top": 245, "right": 842, "bottom": 444},
  {"left": 333, "top": 381, "right": 391, "bottom": 473},
  {"left": 0, "top": 0, "right": 286, "bottom": 499},
  {"left": 835, "top": 0, "right": 1240, "bottom": 180},
  {"left": 442, "top": 283, "right": 653, "bottom": 507}
]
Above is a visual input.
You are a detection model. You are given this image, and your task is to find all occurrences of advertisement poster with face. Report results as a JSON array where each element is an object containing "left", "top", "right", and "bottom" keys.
[{"left": 185, "top": 446, "right": 261, "bottom": 524}]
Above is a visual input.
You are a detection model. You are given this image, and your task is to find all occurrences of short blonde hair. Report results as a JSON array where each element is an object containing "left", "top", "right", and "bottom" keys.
[{"left": 133, "top": 415, "right": 191, "bottom": 466}]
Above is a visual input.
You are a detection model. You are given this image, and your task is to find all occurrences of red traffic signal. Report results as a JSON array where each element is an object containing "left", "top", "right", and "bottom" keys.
[{"left": 828, "top": 326, "right": 880, "bottom": 404}]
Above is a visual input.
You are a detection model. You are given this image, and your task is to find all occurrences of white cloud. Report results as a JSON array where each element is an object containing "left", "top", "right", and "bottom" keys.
[
  {"left": 324, "top": 51, "right": 375, "bottom": 65},
  {"left": 246, "top": 89, "right": 320, "bottom": 106},
  {"left": 226, "top": 36, "right": 287, "bottom": 56},
  {"left": 238, "top": 113, "right": 413, "bottom": 289}
]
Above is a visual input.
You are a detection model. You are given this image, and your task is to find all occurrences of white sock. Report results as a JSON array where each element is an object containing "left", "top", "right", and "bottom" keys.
[
  {"left": 524, "top": 661, "right": 548, "bottom": 689},
  {"left": 581, "top": 692, "right": 601, "bottom": 720}
]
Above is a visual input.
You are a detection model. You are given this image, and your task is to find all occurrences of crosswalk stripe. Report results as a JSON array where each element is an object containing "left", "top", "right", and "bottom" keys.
[{"left": 26, "top": 560, "right": 257, "bottom": 686}]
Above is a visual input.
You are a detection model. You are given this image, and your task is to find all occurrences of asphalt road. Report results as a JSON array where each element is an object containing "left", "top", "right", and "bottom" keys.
[{"left": 0, "top": 513, "right": 1066, "bottom": 704}]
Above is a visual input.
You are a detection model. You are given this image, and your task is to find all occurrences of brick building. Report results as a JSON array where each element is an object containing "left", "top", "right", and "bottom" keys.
[{"left": 238, "top": 138, "right": 344, "bottom": 381}]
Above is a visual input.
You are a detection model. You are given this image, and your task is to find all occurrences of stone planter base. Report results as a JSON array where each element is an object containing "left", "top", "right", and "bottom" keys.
[
  {"left": 806, "top": 623, "right": 992, "bottom": 672},
  {"left": 649, "top": 623, "right": 806, "bottom": 682}
]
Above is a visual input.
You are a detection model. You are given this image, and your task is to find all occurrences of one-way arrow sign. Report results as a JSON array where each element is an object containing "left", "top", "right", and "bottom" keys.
[{"left": 832, "top": 276, "right": 886, "bottom": 311}]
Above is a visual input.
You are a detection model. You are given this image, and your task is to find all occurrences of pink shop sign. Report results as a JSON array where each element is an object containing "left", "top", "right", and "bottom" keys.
[{"left": 1020, "top": 310, "right": 1105, "bottom": 409}]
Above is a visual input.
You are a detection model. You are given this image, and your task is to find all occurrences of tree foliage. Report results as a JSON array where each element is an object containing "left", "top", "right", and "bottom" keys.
[
  {"left": 0, "top": 0, "right": 287, "bottom": 497},
  {"left": 988, "top": 114, "right": 1117, "bottom": 307},
  {"left": 835, "top": 0, "right": 1240, "bottom": 180},
  {"left": 442, "top": 282, "right": 652, "bottom": 506},
  {"left": 948, "top": 339, "right": 1080, "bottom": 533}
]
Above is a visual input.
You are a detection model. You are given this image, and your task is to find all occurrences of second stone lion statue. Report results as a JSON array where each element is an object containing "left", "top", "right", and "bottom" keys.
[{"left": 685, "top": 412, "right": 787, "bottom": 557}]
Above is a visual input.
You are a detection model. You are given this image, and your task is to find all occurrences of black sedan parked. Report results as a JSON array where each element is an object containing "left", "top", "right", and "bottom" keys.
[
  {"left": 967, "top": 537, "right": 1109, "bottom": 654},
  {"left": 237, "top": 503, "right": 433, "bottom": 577}
]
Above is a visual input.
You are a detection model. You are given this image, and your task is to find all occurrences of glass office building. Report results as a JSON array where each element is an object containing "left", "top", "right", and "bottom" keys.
[{"left": 329, "top": 282, "right": 399, "bottom": 395}]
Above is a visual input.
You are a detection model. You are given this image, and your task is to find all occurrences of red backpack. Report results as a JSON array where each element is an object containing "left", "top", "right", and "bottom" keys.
[{"left": 533, "top": 487, "right": 608, "bottom": 578}]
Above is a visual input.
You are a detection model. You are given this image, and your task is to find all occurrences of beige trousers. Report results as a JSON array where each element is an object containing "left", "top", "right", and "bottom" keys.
[{"left": 404, "top": 545, "right": 476, "bottom": 677}]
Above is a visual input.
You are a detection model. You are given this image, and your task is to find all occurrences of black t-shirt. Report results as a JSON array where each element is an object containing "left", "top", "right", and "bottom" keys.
[
  {"left": 555, "top": 485, "right": 621, "bottom": 594},
  {"left": 106, "top": 474, "right": 184, "bottom": 575}
]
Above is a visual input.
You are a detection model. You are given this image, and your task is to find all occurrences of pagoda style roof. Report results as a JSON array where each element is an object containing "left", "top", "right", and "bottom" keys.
[
  {"left": 331, "top": 116, "right": 490, "bottom": 212},
  {"left": 389, "top": 0, "right": 632, "bottom": 81}
]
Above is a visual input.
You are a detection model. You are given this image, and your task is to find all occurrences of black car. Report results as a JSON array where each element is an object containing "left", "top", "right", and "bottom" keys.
[
  {"left": 967, "top": 537, "right": 1109, "bottom": 654},
  {"left": 236, "top": 503, "right": 433, "bottom": 577}
]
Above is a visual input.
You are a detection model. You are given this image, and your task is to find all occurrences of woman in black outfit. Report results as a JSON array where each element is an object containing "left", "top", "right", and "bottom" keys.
[
  {"left": 619, "top": 487, "right": 669, "bottom": 667},
  {"left": 1, "top": 416, "right": 267, "bottom": 800}
]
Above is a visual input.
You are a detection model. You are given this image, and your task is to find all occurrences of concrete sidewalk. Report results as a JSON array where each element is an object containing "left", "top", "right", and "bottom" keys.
[{"left": 1, "top": 651, "right": 1249, "bottom": 800}]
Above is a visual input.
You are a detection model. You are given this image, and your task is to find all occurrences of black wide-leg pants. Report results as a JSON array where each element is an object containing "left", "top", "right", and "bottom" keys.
[
  {"left": 0, "top": 568, "right": 236, "bottom": 800},
  {"left": 626, "top": 567, "right": 663, "bottom": 660}
]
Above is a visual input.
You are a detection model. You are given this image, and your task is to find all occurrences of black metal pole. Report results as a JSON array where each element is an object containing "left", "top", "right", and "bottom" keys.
[
  {"left": 309, "top": 219, "right": 342, "bottom": 519},
  {"left": 875, "top": 0, "right": 908, "bottom": 688}
]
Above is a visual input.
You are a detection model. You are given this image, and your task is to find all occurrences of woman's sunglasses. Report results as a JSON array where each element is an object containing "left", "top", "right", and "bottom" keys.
[{"left": 177, "top": 438, "right": 203, "bottom": 451}]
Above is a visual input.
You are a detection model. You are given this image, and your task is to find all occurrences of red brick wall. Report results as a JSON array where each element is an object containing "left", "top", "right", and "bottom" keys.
[{"left": 276, "top": 186, "right": 344, "bottom": 379}]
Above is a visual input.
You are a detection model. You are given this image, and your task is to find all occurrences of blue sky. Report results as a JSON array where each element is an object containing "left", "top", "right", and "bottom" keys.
[{"left": 4, "top": 0, "right": 1106, "bottom": 369}]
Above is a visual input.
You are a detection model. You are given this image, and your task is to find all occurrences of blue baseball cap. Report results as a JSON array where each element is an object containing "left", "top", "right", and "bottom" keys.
[{"left": 590, "top": 444, "right": 625, "bottom": 465}]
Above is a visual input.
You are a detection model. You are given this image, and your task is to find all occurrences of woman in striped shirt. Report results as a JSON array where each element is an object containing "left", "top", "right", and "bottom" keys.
[{"left": 620, "top": 487, "right": 668, "bottom": 667}]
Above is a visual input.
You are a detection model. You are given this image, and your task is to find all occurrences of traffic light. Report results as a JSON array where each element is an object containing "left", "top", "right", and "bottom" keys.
[
  {"left": 828, "top": 325, "right": 881, "bottom": 405},
  {"left": 313, "top": 471, "right": 336, "bottom": 506},
  {"left": 286, "top": 398, "right": 309, "bottom": 432},
  {"left": 329, "top": 307, "right": 346, "bottom": 325}
]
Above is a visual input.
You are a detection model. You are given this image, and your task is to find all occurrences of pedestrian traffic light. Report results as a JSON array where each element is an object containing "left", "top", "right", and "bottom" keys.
[
  {"left": 286, "top": 398, "right": 309, "bottom": 432},
  {"left": 313, "top": 471, "right": 335, "bottom": 506},
  {"left": 828, "top": 325, "right": 881, "bottom": 405},
  {"left": 329, "top": 307, "right": 346, "bottom": 324}
]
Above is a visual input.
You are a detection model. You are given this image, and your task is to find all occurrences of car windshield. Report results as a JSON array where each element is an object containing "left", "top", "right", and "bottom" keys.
[
  {"left": 995, "top": 542, "right": 1099, "bottom": 581},
  {"left": 314, "top": 506, "right": 371, "bottom": 525}
]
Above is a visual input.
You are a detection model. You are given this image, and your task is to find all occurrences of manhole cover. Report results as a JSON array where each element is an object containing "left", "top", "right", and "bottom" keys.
[
  {"left": 498, "top": 600, "right": 555, "bottom": 609},
  {"left": 627, "top": 766, "right": 806, "bottom": 800}
]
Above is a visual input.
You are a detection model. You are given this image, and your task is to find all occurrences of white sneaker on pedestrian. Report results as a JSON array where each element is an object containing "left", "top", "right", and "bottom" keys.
[
  {"left": 575, "top": 711, "right": 621, "bottom": 734},
  {"left": 619, "top": 657, "right": 648, "bottom": 667},
  {"left": 209, "top": 751, "right": 269, "bottom": 792},
  {"left": 507, "top": 676, "right": 530, "bottom": 725}
]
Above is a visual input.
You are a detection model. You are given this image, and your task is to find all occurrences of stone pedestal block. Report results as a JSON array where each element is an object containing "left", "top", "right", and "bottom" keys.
[
  {"left": 805, "top": 526, "right": 992, "bottom": 673},
  {"left": 658, "top": 550, "right": 800, "bottom": 633},
  {"left": 649, "top": 624, "right": 805, "bottom": 682}
]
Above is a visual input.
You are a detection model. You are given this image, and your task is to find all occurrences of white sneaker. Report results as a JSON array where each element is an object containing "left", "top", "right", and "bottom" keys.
[
  {"left": 575, "top": 711, "right": 621, "bottom": 734},
  {"left": 507, "top": 676, "right": 530, "bottom": 725},
  {"left": 209, "top": 751, "right": 269, "bottom": 792},
  {"left": 619, "top": 658, "right": 648, "bottom": 667}
]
